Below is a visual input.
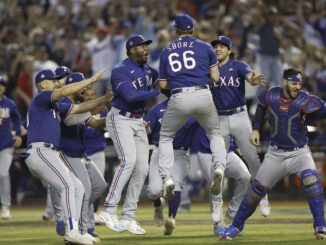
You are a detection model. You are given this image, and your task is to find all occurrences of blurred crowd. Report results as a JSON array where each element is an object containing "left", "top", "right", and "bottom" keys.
[{"left": 1, "top": 0, "right": 326, "bottom": 135}]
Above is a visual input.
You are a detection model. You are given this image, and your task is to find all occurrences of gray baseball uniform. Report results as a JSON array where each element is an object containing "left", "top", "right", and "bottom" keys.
[{"left": 158, "top": 16, "right": 226, "bottom": 190}]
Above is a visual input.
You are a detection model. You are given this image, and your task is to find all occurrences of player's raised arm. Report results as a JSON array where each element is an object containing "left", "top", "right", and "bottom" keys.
[
  {"left": 210, "top": 65, "right": 220, "bottom": 83},
  {"left": 52, "top": 68, "right": 106, "bottom": 101},
  {"left": 70, "top": 90, "right": 112, "bottom": 114}
]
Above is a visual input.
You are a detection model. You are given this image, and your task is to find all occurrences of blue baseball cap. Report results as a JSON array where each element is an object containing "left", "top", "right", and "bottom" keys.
[
  {"left": 35, "top": 69, "right": 60, "bottom": 85},
  {"left": 126, "top": 35, "right": 152, "bottom": 51},
  {"left": 286, "top": 72, "right": 303, "bottom": 82},
  {"left": 0, "top": 76, "right": 7, "bottom": 86},
  {"left": 55, "top": 66, "right": 72, "bottom": 78},
  {"left": 173, "top": 14, "right": 194, "bottom": 30},
  {"left": 65, "top": 72, "right": 85, "bottom": 85},
  {"left": 211, "top": 36, "right": 232, "bottom": 49}
]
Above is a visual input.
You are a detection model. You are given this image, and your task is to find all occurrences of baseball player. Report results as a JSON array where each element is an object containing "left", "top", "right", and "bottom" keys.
[
  {"left": 145, "top": 96, "right": 197, "bottom": 235},
  {"left": 42, "top": 66, "right": 72, "bottom": 223},
  {"left": 194, "top": 126, "right": 251, "bottom": 236},
  {"left": 54, "top": 72, "right": 111, "bottom": 243},
  {"left": 158, "top": 14, "right": 227, "bottom": 201},
  {"left": 221, "top": 68, "right": 326, "bottom": 240},
  {"left": 0, "top": 76, "right": 22, "bottom": 220},
  {"left": 81, "top": 86, "right": 108, "bottom": 230},
  {"left": 25, "top": 68, "right": 106, "bottom": 245},
  {"left": 210, "top": 35, "right": 270, "bottom": 216},
  {"left": 98, "top": 35, "right": 159, "bottom": 235}
]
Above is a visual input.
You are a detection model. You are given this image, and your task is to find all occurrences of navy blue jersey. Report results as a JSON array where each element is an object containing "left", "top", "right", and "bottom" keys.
[
  {"left": 56, "top": 97, "right": 86, "bottom": 158},
  {"left": 257, "top": 87, "right": 326, "bottom": 148},
  {"left": 110, "top": 57, "right": 159, "bottom": 114},
  {"left": 0, "top": 96, "right": 22, "bottom": 150},
  {"left": 84, "top": 113, "right": 107, "bottom": 156},
  {"left": 159, "top": 36, "right": 218, "bottom": 89},
  {"left": 211, "top": 59, "right": 252, "bottom": 110},
  {"left": 27, "top": 91, "right": 68, "bottom": 147},
  {"left": 194, "top": 125, "right": 236, "bottom": 154},
  {"left": 145, "top": 99, "right": 197, "bottom": 148},
  {"left": 144, "top": 100, "right": 168, "bottom": 145}
]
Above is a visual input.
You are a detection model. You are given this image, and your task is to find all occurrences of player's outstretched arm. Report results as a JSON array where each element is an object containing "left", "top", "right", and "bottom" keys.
[
  {"left": 210, "top": 65, "right": 220, "bottom": 83},
  {"left": 52, "top": 68, "right": 107, "bottom": 101},
  {"left": 70, "top": 91, "right": 112, "bottom": 115}
]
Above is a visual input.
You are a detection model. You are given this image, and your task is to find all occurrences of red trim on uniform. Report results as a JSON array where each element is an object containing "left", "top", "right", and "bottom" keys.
[
  {"left": 106, "top": 113, "right": 126, "bottom": 202},
  {"left": 37, "top": 149, "right": 72, "bottom": 218}
]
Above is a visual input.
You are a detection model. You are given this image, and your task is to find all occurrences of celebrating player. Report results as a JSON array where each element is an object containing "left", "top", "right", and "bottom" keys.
[
  {"left": 221, "top": 68, "right": 326, "bottom": 240},
  {"left": 98, "top": 35, "right": 159, "bottom": 235},
  {"left": 158, "top": 14, "right": 226, "bottom": 201},
  {"left": 145, "top": 94, "right": 197, "bottom": 236},
  {"left": 210, "top": 35, "right": 270, "bottom": 216},
  {"left": 0, "top": 75, "right": 22, "bottom": 220},
  {"left": 25, "top": 68, "right": 106, "bottom": 245}
]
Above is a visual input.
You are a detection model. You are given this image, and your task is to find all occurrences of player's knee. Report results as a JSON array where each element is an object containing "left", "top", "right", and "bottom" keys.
[
  {"left": 238, "top": 172, "right": 251, "bottom": 186},
  {"left": 146, "top": 186, "right": 161, "bottom": 200},
  {"left": 251, "top": 179, "right": 269, "bottom": 198},
  {"left": 301, "top": 169, "right": 318, "bottom": 186},
  {"left": 301, "top": 169, "right": 323, "bottom": 197}
]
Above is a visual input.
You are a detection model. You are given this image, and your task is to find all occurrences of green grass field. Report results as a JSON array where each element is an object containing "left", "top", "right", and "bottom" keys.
[{"left": 0, "top": 201, "right": 321, "bottom": 245}]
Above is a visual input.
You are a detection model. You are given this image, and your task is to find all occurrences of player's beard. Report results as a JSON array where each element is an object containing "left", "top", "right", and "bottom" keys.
[{"left": 285, "top": 85, "right": 298, "bottom": 99}]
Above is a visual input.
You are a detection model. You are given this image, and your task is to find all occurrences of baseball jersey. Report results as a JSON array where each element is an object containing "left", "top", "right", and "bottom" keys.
[
  {"left": 255, "top": 87, "right": 326, "bottom": 148},
  {"left": 145, "top": 99, "right": 197, "bottom": 148},
  {"left": 110, "top": 57, "right": 159, "bottom": 114},
  {"left": 193, "top": 125, "right": 237, "bottom": 154},
  {"left": 56, "top": 97, "right": 87, "bottom": 158},
  {"left": 0, "top": 96, "right": 22, "bottom": 150},
  {"left": 27, "top": 91, "right": 70, "bottom": 147},
  {"left": 159, "top": 36, "right": 218, "bottom": 89},
  {"left": 211, "top": 59, "right": 252, "bottom": 110},
  {"left": 84, "top": 112, "right": 107, "bottom": 156}
]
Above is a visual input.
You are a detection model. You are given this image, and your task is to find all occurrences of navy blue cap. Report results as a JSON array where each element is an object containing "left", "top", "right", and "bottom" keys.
[
  {"left": 55, "top": 66, "right": 72, "bottom": 78},
  {"left": 211, "top": 36, "right": 232, "bottom": 49},
  {"left": 35, "top": 69, "right": 60, "bottom": 85},
  {"left": 286, "top": 72, "right": 303, "bottom": 82},
  {"left": 126, "top": 35, "right": 152, "bottom": 51},
  {"left": 173, "top": 14, "right": 194, "bottom": 30},
  {"left": 65, "top": 72, "right": 85, "bottom": 85},
  {"left": 0, "top": 76, "right": 7, "bottom": 86}
]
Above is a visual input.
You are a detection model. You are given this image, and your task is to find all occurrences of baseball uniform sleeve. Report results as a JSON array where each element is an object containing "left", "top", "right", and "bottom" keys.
[
  {"left": 159, "top": 49, "right": 168, "bottom": 80},
  {"left": 144, "top": 107, "right": 159, "bottom": 134},
  {"left": 238, "top": 61, "right": 253, "bottom": 79},
  {"left": 56, "top": 101, "right": 73, "bottom": 118},
  {"left": 304, "top": 95, "right": 326, "bottom": 121},
  {"left": 150, "top": 67, "right": 159, "bottom": 88},
  {"left": 34, "top": 91, "right": 54, "bottom": 107},
  {"left": 257, "top": 89, "right": 269, "bottom": 107},
  {"left": 207, "top": 45, "right": 218, "bottom": 67},
  {"left": 111, "top": 68, "right": 159, "bottom": 102}
]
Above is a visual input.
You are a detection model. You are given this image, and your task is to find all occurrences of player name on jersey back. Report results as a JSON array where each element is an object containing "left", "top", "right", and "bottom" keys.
[{"left": 166, "top": 41, "right": 194, "bottom": 51}]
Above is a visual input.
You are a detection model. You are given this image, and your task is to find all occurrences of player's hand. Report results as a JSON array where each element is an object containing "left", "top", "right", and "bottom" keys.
[
  {"left": 13, "top": 136, "right": 22, "bottom": 148},
  {"left": 90, "top": 68, "right": 107, "bottom": 83},
  {"left": 252, "top": 74, "right": 266, "bottom": 86},
  {"left": 105, "top": 90, "right": 113, "bottom": 103},
  {"left": 250, "top": 130, "right": 260, "bottom": 147},
  {"left": 143, "top": 121, "right": 150, "bottom": 128}
]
